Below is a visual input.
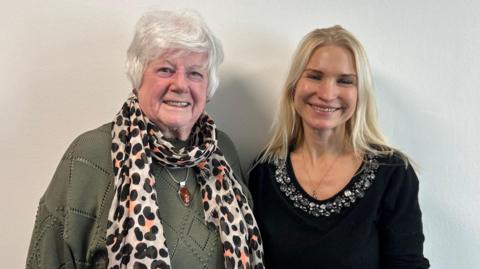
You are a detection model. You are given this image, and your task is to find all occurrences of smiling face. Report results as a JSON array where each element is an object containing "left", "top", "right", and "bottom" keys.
[
  {"left": 293, "top": 45, "right": 358, "bottom": 135},
  {"left": 137, "top": 50, "right": 209, "bottom": 140}
]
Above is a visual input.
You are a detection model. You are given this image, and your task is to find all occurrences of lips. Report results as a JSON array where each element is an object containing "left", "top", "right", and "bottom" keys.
[
  {"left": 164, "top": 100, "right": 190, "bottom": 108},
  {"left": 309, "top": 103, "right": 342, "bottom": 112}
]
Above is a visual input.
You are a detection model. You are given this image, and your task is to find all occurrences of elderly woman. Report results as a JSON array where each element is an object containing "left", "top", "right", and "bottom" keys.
[
  {"left": 26, "top": 10, "right": 264, "bottom": 269},
  {"left": 249, "top": 26, "right": 429, "bottom": 268}
]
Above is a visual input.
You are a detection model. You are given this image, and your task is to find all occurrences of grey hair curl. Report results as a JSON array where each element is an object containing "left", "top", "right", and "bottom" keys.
[{"left": 126, "top": 10, "right": 224, "bottom": 99}]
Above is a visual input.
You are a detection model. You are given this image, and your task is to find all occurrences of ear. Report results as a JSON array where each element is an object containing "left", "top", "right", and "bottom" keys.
[{"left": 206, "top": 91, "right": 211, "bottom": 103}]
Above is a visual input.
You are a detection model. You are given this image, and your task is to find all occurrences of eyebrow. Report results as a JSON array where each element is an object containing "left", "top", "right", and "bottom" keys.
[
  {"left": 304, "top": 68, "right": 357, "bottom": 77},
  {"left": 189, "top": 64, "right": 208, "bottom": 70},
  {"left": 163, "top": 60, "right": 208, "bottom": 70}
]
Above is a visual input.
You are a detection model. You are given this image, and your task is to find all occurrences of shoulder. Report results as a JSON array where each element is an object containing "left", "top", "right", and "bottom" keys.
[
  {"left": 64, "top": 123, "right": 113, "bottom": 170},
  {"left": 248, "top": 158, "right": 276, "bottom": 189},
  {"left": 371, "top": 149, "right": 421, "bottom": 203},
  {"left": 215, "top": 129, "right": 241, "bottom": 168},
  {"left": 63, "top": 122, "right": 114, "bottom": 188},
  {"left": 216, "top": 129, "right": 235, "bottom": 150},
  {"left": 249, "top": 159, "right": 274, "bottom": 175},
  {"left": 215, "top": 129, "right": 253, "bottom": 203},
  {"left": 372, "top": 148, "right": 416, "bottom": 178},
  {"left": 365, "top": 145, "right": 412, "bottom": 173},
  {"left": 42, "top": 123, "right": 114, "bottom": 218},
  {"left": 375, "top": 151, "right": 404, "bottom": 166},
  {"left": 34, "top": 123, "right": 115, "bottom": 263},
  {"left": 215, "top": 129, "right": 240, "bottom": 166}
]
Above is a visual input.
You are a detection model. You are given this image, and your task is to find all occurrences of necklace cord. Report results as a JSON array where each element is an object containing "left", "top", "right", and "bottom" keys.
[
  {"left": 165, "top": 167, "right": 190, "bottom": 184},
  {"left": 302, "top": 147, "right": 344, "bottom": 199}
]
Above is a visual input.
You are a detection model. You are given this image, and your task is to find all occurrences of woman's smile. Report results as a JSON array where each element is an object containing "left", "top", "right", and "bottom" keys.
[
  {"left": 308, "top": 103, "right": 343, "bottom": 113},
  {"left": 163, "top": 100, "right": 191, "bottom": 108}
]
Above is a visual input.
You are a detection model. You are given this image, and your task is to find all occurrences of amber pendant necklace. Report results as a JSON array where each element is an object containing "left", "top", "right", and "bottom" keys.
[{"left": 165, "top": 167, "right": 191, "bottom": 206}]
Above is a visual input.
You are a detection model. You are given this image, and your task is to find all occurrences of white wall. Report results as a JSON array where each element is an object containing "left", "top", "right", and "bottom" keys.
[{"left": 1, "top": 0, "right": 479, "bottom": 268}]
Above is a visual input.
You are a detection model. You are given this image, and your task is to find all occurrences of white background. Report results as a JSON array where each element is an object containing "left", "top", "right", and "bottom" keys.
[{"left": 1, "top": 0, "right": 479, "bottom": 268}]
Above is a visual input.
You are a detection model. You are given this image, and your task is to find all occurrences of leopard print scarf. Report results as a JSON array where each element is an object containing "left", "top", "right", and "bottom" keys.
[{"left": 106, "top": 93, "right": 264, "bottom": 269}]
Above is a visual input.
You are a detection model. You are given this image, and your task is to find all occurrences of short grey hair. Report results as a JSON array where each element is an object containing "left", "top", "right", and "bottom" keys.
[{"left": 126, "top": 10, "right": 224, "bottom": 99}]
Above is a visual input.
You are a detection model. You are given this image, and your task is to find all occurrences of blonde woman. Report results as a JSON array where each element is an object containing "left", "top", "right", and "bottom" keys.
[{"left": 249, "top": 26, "right": 429, "bottom": 268}]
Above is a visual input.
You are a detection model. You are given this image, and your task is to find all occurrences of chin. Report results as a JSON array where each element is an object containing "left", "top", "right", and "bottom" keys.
[{"left": 305, "top": 121, "right": 344, "bottom": 132}]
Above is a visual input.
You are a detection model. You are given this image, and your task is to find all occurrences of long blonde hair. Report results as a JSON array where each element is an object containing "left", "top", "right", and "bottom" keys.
[{"left": 259, "top": 25, "right": 398, "bottom": 164}]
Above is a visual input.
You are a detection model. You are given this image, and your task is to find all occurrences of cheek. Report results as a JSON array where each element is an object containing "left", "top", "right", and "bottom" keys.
[
  {"left": 193, "top": 86, "right": 208, "bottom": 109},
  {"left": 345, "top": 90, "right": 358, "bottom": 119},
  {"left": 137, "top": 90, "right": 149, "bottom": 108},
  {"left": 345, "top": 88, "right": 358, "bottom": 107},
  {"left": 139, "top": 90, "right": 156, "bottom": 107},
  {"left": 294, "top": 81, "right": 307, "bottom": 95},
  {"left": 352, "top": 91, "right": 359, "bottom": 108},
  {"left": 194, "top": 97, "right": 207, "bottom": 114}
]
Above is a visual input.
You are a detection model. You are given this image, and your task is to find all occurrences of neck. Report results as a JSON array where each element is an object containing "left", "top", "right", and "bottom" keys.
[
  {"left": 299, "top": 126, "right": 347, "bottom": 160},
  {"left": 159, "top": 126, "right": 192, "bottom": 141}
]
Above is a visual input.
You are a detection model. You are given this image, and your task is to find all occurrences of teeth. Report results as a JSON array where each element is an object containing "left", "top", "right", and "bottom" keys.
[
  {"left": 311, "top": 105, "right": 338, "bottom": 112},
  {"left": 165, "top": 101, "right": 189, "bottom": 107}
]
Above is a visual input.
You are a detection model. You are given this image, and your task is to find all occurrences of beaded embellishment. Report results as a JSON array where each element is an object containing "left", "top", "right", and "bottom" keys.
[{"left": 275, "top": 154, "right": 379, "bottom": 217}]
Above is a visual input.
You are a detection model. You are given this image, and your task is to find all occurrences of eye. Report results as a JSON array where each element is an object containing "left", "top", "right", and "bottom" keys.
[
  {"left": 156, "top": 67, "right": 175, "bottom": 77},
  {"left": 337, "top": 76, "right": 356, "bottom": 86},
  {"left": 188, "top": 71, "right": 205, "bottom": 82},
  {"left": 305, "top": 71, "right": 322, "bottom": 81}
]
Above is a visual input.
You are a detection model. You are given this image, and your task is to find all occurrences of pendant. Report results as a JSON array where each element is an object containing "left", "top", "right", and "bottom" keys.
[
  {"left": 312, "top": 190, "right": 318, "bottom": 199},
  {"left": 178, "top": 182, "right": 191, "bottom": 207}
]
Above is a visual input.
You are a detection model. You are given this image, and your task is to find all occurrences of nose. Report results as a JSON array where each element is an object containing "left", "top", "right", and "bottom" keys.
[
  {"left": 170, "top": 72, "right": 188, "bottom": 93},
  {"left": 317, "top": 79, "right": 338, "bottom": 101}
]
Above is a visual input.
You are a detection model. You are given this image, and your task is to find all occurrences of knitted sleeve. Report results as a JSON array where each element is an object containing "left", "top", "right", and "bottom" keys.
[
  {"left": 26, "top": 156, "right": 74, "bottom": 269},
  {"left": 26, "top": 125, "right": 113, "bottom": 269}
]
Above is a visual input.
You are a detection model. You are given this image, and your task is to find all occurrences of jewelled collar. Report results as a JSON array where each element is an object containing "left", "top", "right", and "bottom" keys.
[{"left": 274, "top": 153, "right": 379, "bottom": 217}]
